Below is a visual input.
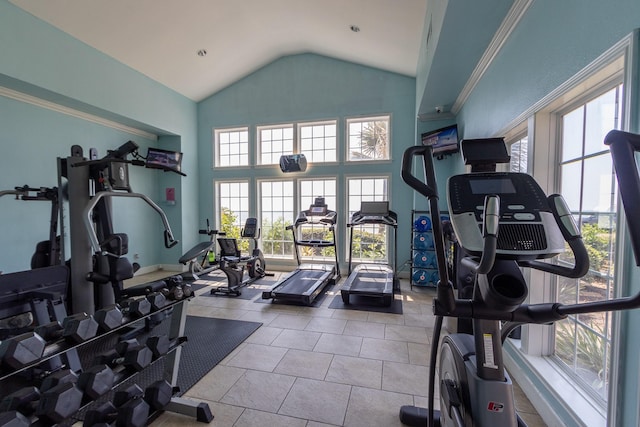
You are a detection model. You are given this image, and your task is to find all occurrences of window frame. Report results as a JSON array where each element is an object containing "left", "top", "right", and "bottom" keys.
[
  {"left": 297, "top": 119, "right": 339, "bottom": 164},
  {"left": 345, "top": 115, "right": 391, "bottom": 162},
  {"left": 256, "top": 123, "right": 294, "bottom": 166},
  {"left": 345, "top": 175, "right": 392, "bottom": 264},
  {"left": 213, "top": 126, "right": 250, "bottom": 167}
]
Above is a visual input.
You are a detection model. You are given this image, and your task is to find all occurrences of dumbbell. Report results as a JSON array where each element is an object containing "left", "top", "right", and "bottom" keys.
[
  {"left": 94, "top": 297, "right": 152, "bottom": 332},
  {"left": 40, "top": 368, "right": 78, "bottom": 392},
  {"left": 35, "top": 312, "right": 98, "bottom": 344},
  {"left": 83, "top": 384, "right": 149, "bottom": 427},
  {"left": 164, "top": 275, "right": 194, "bottom": 299},
  {"left": 0, "top": 410, "right": 29, "bottom": 427},
  {"left": 0, "top": 383, "right": 83, "bottom": 425},
  {"left": 94, "top": 341, "right": 152, "bottom": 373},
  {"left": 0, "top": 332, "right": 46, "bottom": 369},
  {"left": 144, "top": 379, "right": 173, "bottom": 411},
  {"left": 146, "top": 335, "right": 170, "bottom": 359},
  {"left": 145, "top": 292, "right": 167, "bottom": 311},
  {"left": 77, "top": 364, "right": 115, "bottom": 400}
]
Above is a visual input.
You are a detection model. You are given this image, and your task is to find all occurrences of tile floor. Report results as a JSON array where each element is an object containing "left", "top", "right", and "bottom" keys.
[{"left": 136, "top": 270, "right": 547, "bottom": 427}]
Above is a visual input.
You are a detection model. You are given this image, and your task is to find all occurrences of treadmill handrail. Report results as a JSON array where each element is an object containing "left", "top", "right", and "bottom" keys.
[{"left": 83, "top": 191, "right": 178, "bottom": 256}]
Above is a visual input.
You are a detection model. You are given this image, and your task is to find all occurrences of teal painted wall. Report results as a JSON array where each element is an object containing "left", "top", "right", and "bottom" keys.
[
  {"left": 0, "top": 95, "right": 162, "bottom": 273},
  {"left": 444, "top": 1, "right": 640, "bottom": 426},
  {"left": 0, "top": 1, "right": 199, "bottom": 271},
  {"left": 198, "top": 53, "right": 416, "bottom": 270}
]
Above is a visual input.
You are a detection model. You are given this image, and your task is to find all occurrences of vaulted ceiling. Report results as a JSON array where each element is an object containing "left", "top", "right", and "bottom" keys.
[{"left": 10, "top": 0, "right": 513, "bottom": 118}]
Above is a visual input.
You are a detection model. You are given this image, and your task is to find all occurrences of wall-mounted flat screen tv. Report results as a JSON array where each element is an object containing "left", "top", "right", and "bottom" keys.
[
  {"left": 421, "top": 124, "right": 459, "bottom": 156},
  {"left": 145, "top": 147, "right": 183, "bottom": 174}
]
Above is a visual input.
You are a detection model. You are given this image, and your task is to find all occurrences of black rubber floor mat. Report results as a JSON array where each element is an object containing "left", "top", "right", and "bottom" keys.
[{"left": 172, "top": 316, "right": 262, "bottom": 394}]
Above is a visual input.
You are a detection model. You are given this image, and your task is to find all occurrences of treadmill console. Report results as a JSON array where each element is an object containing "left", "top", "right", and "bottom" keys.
[
  {"left": 295, "top": 197, "right": 337, "bottom": 225},
  {"left": 447, "top": 172, "right": 565, "bottom": 259}
]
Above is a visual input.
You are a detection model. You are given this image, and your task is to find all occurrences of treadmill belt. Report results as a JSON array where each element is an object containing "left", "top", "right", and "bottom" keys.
[
  {"left": 277, "top": 269, "right": 328, "bottom": 294},
  {"left": 348, "top": 271, "right": 391, "bottom": 293}
]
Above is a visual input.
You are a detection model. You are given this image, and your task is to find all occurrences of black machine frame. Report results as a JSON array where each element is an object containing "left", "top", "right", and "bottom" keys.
[{"left": 398, "top": 130, "right": 640, "bottom": 427}]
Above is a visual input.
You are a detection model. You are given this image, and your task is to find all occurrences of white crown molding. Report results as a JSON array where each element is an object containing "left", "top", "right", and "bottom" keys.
[
  {"left": 0, "top": 85, "right": 157, "bottom": 140},
  {"left": 451, "top": 0, "right": 534, "bottom": 115}
]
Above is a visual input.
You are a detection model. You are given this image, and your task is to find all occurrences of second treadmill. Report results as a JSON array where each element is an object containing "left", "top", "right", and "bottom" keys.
[{"left": 340, "top": 201, "right": 399, "bottom": 306}]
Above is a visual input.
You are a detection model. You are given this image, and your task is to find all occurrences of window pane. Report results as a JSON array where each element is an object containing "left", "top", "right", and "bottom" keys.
[
  {"left": 217, "top": 181, "right": 249, "bottom": 245},
  {"left": 347, "top": 177, "right": 389, "bottom": 263},
  {"left": 562, "top": 107, "right": 584, "bottom": 161},
  {"left": 258, "top": 124, "right": 294, "bottom": 165},
  {"left": 216, "top": 128, "right": 249, "bottom": 167},
  {"left": 299, "top": 121, "right": 337, "bottom": 163},
  {"left": 260, "top": 180, "right": 294, "bottom": 258},
  {"left": 555, "top": 83, "right": 622, "bottom": 402},
  {"left": 347, "top": 117, "right": 390, "bottom": 161}
]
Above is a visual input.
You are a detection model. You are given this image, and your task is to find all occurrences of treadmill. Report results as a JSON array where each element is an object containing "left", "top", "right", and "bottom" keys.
[
  {"left": 262, "top": 197, "right": 340, "bottom": 305},
  {"left": 340, "top": 201, "right": 399, "bottom": 306}
]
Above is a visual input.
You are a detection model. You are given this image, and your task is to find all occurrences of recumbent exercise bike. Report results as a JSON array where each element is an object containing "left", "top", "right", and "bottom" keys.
[
  {"left": 399, "top": 130, "right": 640, "bottom": 427},
  {"left": 210, "top": 217, "right": 272, "bottom": 296}
]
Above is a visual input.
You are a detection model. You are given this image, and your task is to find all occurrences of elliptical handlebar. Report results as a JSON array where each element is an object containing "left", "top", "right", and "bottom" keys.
[
  {"left": 401, "top": 130, "right": 640, "bottom": 324},
  {"left": 605, "top": 129, "right": 640, "bottom": 266},
  {"left": 401, "top": 143, "right": 455, "bottom": 312},
  {"left": 519, "top": 194, "right": 590, "bottom": 278}
]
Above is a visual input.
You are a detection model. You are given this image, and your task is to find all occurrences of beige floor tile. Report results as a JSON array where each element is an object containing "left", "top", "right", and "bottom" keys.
[
  {"left": 233, "top": 408, "right": 307, "bottom": 427},
  {"left": 271, "top": 328, "right": 322, "bottom": 350},
  {"left": 343, "top": 386, "right": 414, "bottom": 427},
  {"left": 221, "top": 370, "right": 295, "bottom": 412},
  {"left": 382, "top": 361, "right": 430, "bottom": 396},
  {"left": 225, "top": 343, "right": 288, "bottom": 371},
  {"left": 274, "top": 348, "right": 333, "bottom": 380},
  {"left": 359, "top": 337, "right": 409, "bottom": 363},
  {"left": 366, "top": 311, "right": 405, "bottom": 325},
  {"left": 279, "top": 378, "right": 351, "bottom": 425},
  {"left": 342, "top": 319, "right": 385, "bottom": 338},
  {"left": 314, "top": 333, "right": 363, "bottom": 356},
  {"left": 268, "top": 313, "right": 312, "bottom": 330},
  {"left": 184, "top": 364, "right": 246, "bottom": 402},
  {"left": 325, "top": 354, "right": 383, "bottom": 389},
  {"left": 243, "top": 326, "right": 283, "bottom": 345},
  {"left": 384, "top": 324, "right": 430, "bottom": 344},
  {"left": 408, "top": 342, "right": 431, "bottom": 366},
  {"left": 305, "top": 316, "right": 348, "bottom": 334},
  {"left": 330, "top": 308, "right": 370, "bottom": 321}
]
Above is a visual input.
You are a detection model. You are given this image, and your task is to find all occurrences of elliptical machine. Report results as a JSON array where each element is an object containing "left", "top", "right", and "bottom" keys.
[
  {"left": 210, "top": 217, "right": 272, "bottom": 296},
  {"left": 399, "top": 130, "right": 640, "bottom": 427}
]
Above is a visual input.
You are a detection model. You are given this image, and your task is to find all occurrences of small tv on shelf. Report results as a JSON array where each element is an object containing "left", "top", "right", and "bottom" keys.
[
  {"left": 421, "top": 124, "right": 459, "bottom": 156},
  {"left": 145, "top": 147, "right": 183, "bottom": 174}
]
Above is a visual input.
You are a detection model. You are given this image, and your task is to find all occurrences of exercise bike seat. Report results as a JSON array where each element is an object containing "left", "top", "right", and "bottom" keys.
[{"left": 179, "top": 241, "right": 215, "bottom": 264}]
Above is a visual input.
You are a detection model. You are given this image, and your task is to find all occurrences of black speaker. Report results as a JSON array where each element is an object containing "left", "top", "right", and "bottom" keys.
[{"left": 279, "top": 154, "right": 307, "bottom": 173}]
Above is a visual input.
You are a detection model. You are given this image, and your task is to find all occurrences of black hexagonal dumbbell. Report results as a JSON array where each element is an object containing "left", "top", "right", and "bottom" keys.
[
  {"left": 77, "top": 364, "right": 115, "bottom": 400},
  {"left": 36, "top": 382, "right": 84, "bottom": 424},
  {"left": 94, "top": 338, "right": 153, "bottom": 373},
  {"left": 83, "top": 384, "right": 149, "bottom": 427},
  {"left": 0, "top": 387, "right": 40, "bottom": 418},
  {"left": 0, "top": 332, "right": 46, "bottom": 369},
  {"left": 40, "top": 368, "right": 79, "bottom": 392},
  {"left": 94, "top": 297, "right": 152, "bottom": 332},
  {"left": 144, "top": 379, "right": 173, "bottom": 411},
  {"left": 0, "top": 410, "right": 30, "bottom": 427},
  {"left": 35, "top": 312, "right": 98, "bottom": 344},
  {"left": 145, "top": 335, "right": 170, "bottom": 360}
]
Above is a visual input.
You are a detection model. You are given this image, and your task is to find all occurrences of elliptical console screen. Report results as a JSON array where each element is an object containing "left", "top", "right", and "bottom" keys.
[{"left": 469, "top": 178, "right": 516, "bottom": 195}]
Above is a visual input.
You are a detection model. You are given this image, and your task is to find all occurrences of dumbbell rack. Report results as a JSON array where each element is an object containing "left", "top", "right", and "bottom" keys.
[{"left": 0, "top": 297, "right": 213, "bottom": 425}]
